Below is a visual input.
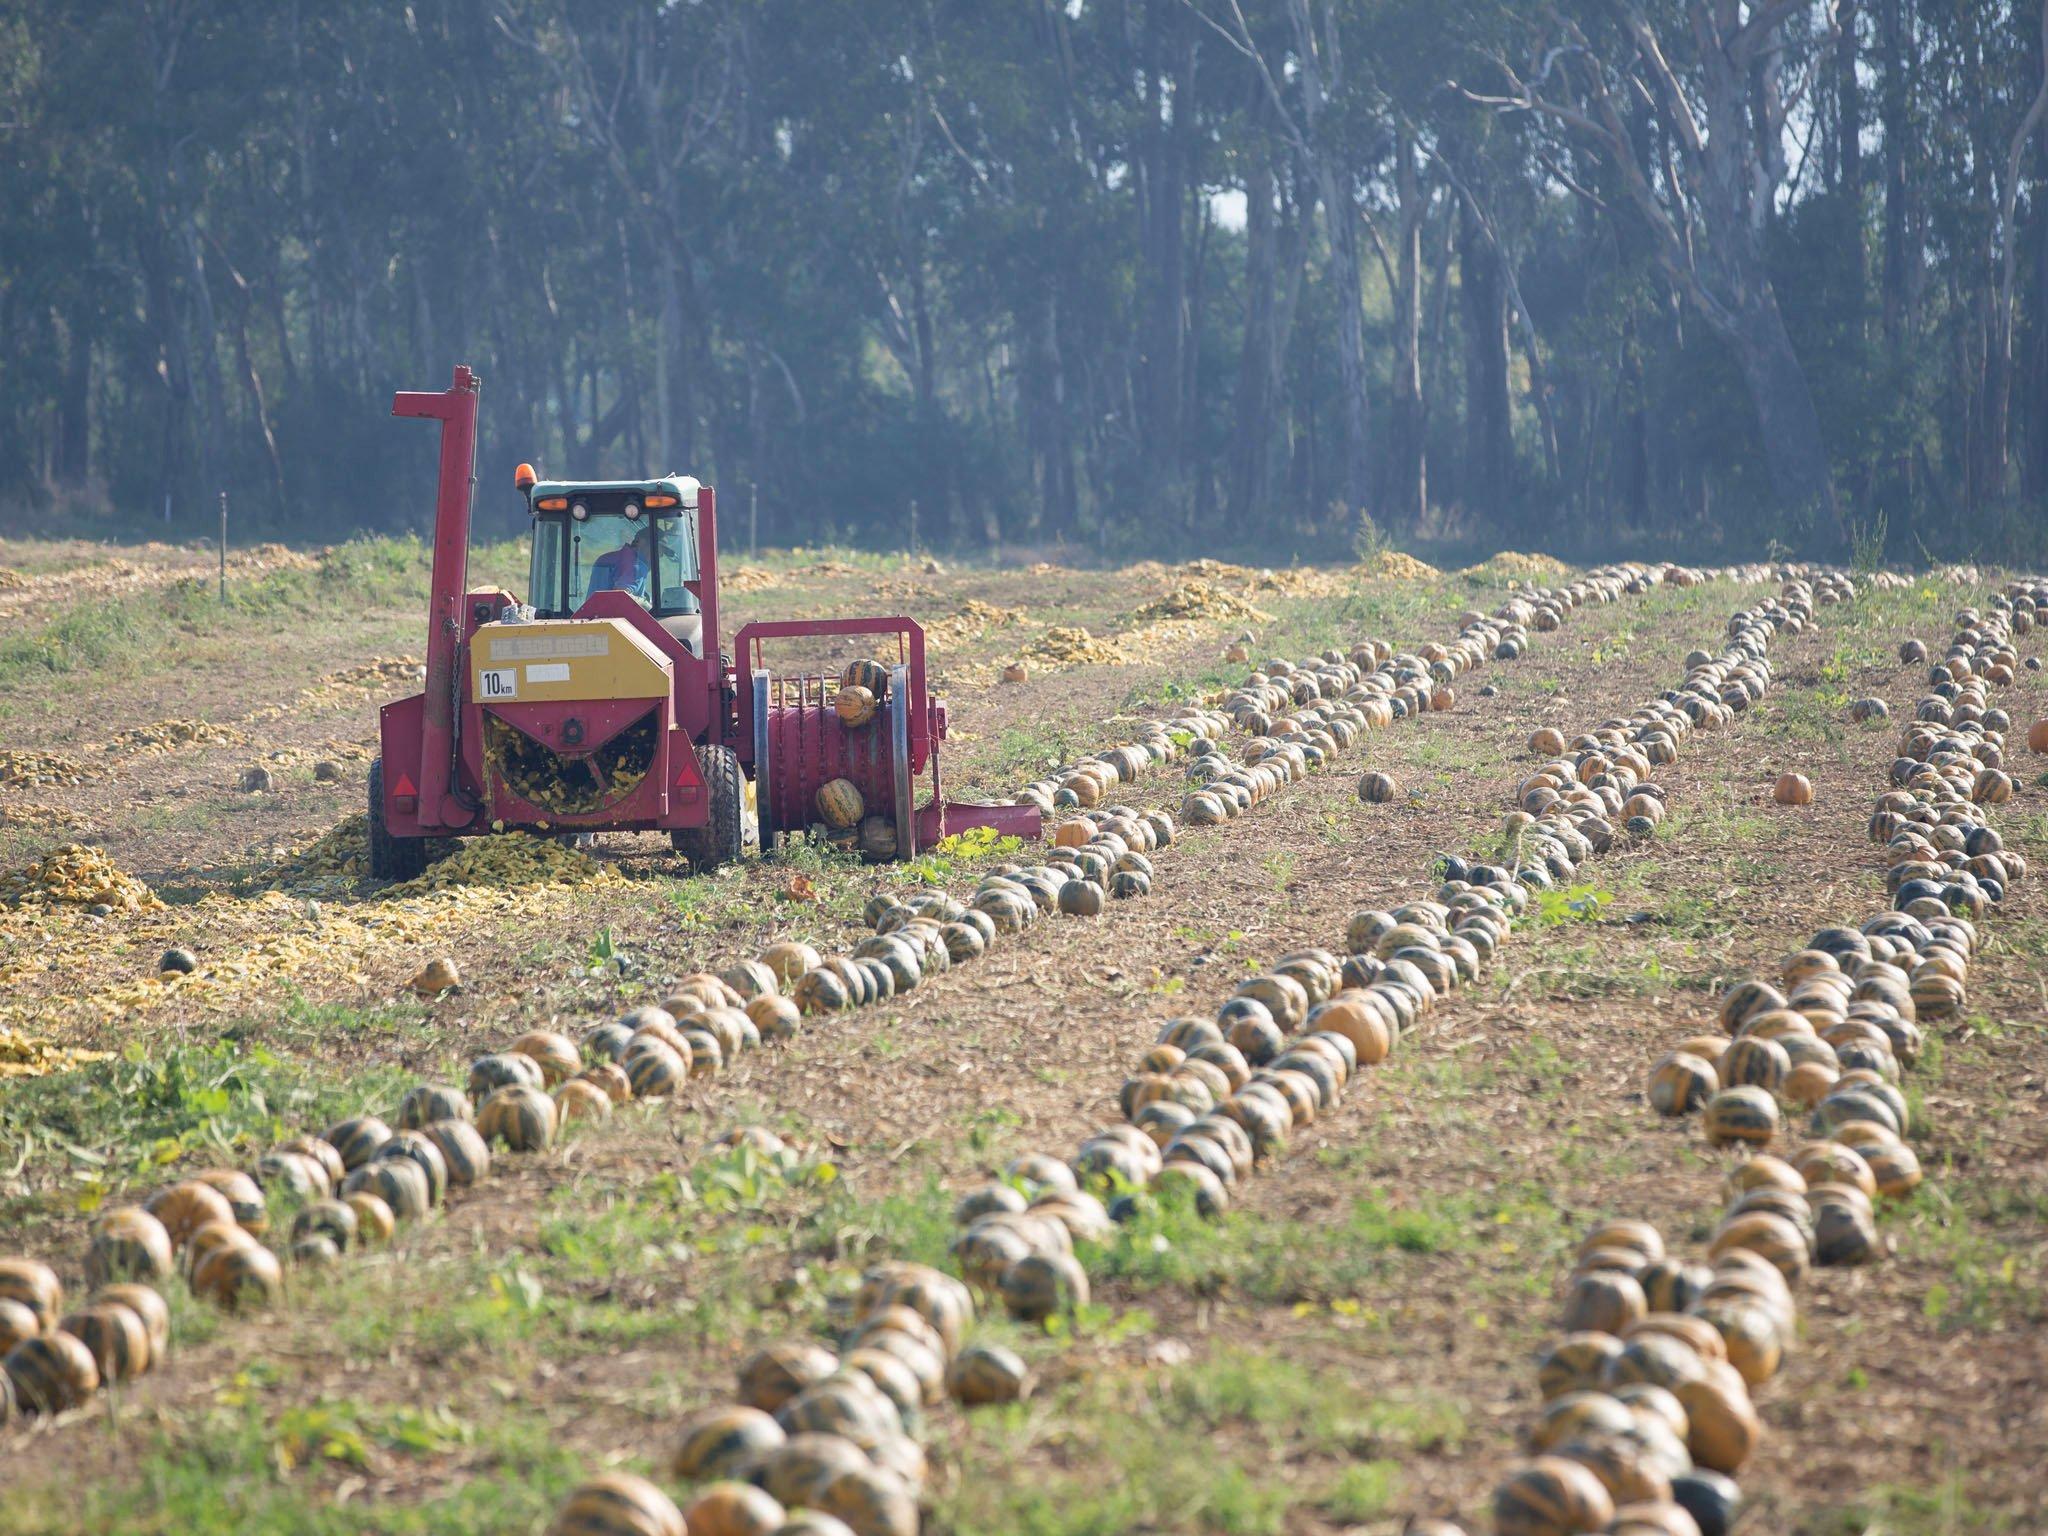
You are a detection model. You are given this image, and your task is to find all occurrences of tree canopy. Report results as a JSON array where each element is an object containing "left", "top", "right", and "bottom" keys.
[{"left": 3, "top": 0, "right": 2044, "bottom": 561}]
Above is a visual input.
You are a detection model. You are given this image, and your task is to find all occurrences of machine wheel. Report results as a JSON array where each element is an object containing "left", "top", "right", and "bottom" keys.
[
  {"left": 367, "top": 757, "right": 429, "bottom": 883},
  {"left": 671, "top": 745, "right": 745, "bottom": 872}
]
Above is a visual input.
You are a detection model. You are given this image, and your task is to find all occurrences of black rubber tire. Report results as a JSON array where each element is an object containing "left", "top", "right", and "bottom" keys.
[
  {"left": 367, "top": 757, "right": 429, "bottom": 883},
  {"left": 671, "top": 745, "right": 745, "bottom": 872}
]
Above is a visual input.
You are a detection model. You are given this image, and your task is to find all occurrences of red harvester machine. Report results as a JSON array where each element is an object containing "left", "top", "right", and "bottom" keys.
[{"left": 367, "top": 365, "right": 1039, "bottom": 880}]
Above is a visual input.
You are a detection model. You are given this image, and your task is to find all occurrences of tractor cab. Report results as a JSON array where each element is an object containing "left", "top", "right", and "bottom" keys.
[{"left": 521, "top": 474, "right": 706, "bottom": 656}]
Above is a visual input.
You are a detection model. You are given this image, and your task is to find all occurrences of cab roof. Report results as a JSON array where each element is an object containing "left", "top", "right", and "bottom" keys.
[{"left": 525, "top": 476, "right": 701, "bottom": 509}]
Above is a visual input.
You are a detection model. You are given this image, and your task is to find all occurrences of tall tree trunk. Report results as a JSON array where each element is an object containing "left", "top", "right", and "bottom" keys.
[
  {"left": 1228, "top": 135, "right": 1281, "bottom": 525},
  {"left": 1386, "top": 122, "right": 1427, "bottom": 530},
  {"left": 1837, "top": 1, "right": 1867, "bottom": 327},
  {"left": 1458, "top": 200, "right": 1514, "bottom": 518},
  {"left": 1135, "top": 0, "right": 1196, "bottom": 507},
  {"left": 1316, "top": 164, "right": 1374, "bottom": 522},
  {"left": 1879, "top": 0, "right": 1911, "bottom": 348}
]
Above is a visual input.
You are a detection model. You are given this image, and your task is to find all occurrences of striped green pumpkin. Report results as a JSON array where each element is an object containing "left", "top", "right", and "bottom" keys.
[{"left": 476, "top": 1085, "right": 557, "bottom": 1153}]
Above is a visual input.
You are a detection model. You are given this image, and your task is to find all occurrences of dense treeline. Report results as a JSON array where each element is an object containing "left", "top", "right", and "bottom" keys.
[{"left": 2, "top": 1, "right": 2045, "bottom": 562}]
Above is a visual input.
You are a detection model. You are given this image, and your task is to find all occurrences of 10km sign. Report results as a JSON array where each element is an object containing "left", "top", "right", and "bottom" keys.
[{"left": 479, "top": 668, "right": 519, "bottom": 699}]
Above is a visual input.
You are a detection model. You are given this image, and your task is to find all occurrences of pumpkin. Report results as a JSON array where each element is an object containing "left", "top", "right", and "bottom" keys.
[
  {"left": 1669, "top": 1471, "right": 1741, "bottom": 1536},
  {"left": 817, "top": 778, "right": 865, "bottom": 829},
  {"left": 1717, "top": 1037, "right": 1789, "bottom": 1093},
  {"left": 1006, "top": 1152, "right": 1077, "bottom": 1197},
  {"left": 683, "top": 1482, "right": 785, "bottom": 1536},
  {"left": 374, "top": 1131, "right": 451, "bottom": 1205},
  {"left": 292, "top": 1199, "right": 360, "bottom": 1252},
  {"left": 1555, "top": 1432, "right": 1675, "bottom": 1506},
  {"left": 754, "top": 1434, "right": 871, "bottom": 1507},
  {"left": 84, "top": 1208, "right": 174, "bottom": 1288},
  {"left": 1607, "top": 1504, "right": 1705, "bottom": 1536},
  {"left": 1701, "top": 1087, "right": 1779, "bottom": 1148},
  {"left": 771, "top": 1514, "right": 859, "bottom": 1536},
  {"left": 1491, "top": 1457, "right": 1616, "bottom": 1536},
  {"left": 324, "top": 1115, "right": 396, "bottom": 1170},
  {"left": 1674, "top": 1372, "right": 1760, "bottom": 1473},
  {"left": 557, "top": 1078, "right": 614, "bottom": 1124},
  {"left": 58, "top": 1303, "right": 151, "bottom": 1383},
  {"left": 842, "top": 659, "right": 891, "bottom": 698},
  {"left": 739, "top": 1342, "right": 840, "bottom": 1414},
  {"left": 840, "top": 1350, "right": 923, "bottom": 1427},
  {"left": 1531, "top": 1391, "right": 1636, "bottom": 1452},
  {"left": 1721, "top": 1155, "right": 1803, "bottom": 1201},
  {"left": 90, "top": 1284, "right": 168, "bottom": 1358},
  {"left": 1001, "top": 662, "right": 1029, "bottom": 683},
  {"left": 998, "top": 1252, "right": 1089, "bottom": 1322},
  {"left": 1612, "top": 1382, "right": 1690, "bottom": 1441},
  {"left": 1538, "top": 1333, "right": 1626, "bottom": 1399},
  {"left": 1530, "top": 728, "right": 1568, "bottom": 755},
  {"left": 1636, "top": 1262, "right": 1712, "bottom": 1315},
  {"left": 188, "top": 1241, "right": 283, "bottom": 1312},
  {"left": 3, "top": 1330, "right": 99, "bottom": 1414},
  {"left": 345, "top": 1192, "right": 398, "bottom": 1245},
  {"left": 673, "top": 1405, "right": 787, "bottom": 1480},
  {"left": 398, "top": 1084, "right": 473, "bottom": 1130},
  {"left": 793, "top": 968, "right": 853, "bottom": 1016},
  {"left": 144, "top": 1180, "right": 237, "bottom": 1248},
  {"left": 1812, "top": 1196, "right": 1878, "bottom": 1266},
  {"left": 1698, "top": 1301, "right": 1784, "bottom": 1387},
  {"left": 277, "top": 1135, "right": 347, "bottom": 1189},
  {"left": 1357, "top": 771, "right": 1400, "bottom": 804},
  {"left": 626, "top": 1040, "right": 690, "bottom": 1098},
  {"left": 422, "top": 1118, "right": 494, "bottom": 1187},
  {"left": 1603, "top": 1332, "right": 1707, "bottom": 1396},
  {"left": 2028, "top": 719, "right": 2048, "bottom": 753},
  {"left": 813, "top": 1466, "right": 919, "bottom": 1536},
  {"left": 836, "top": 684, "right": 879, "bottom": 728},
  {"left": 549, "top": 1472, "right": 687, "bottom": 1536},
  {"left": 947, "top": 1343, "right": 1030, "bottom": 1405},
  {"left": 1648, "top": 1054, "right": 1717, "bottom": 1117},
  {"left": 1771, "top": 773, "right": 1813, "bottom": 806},
  {"left": 1057, "top": 878, "right": 1105, "bottom": 917},
  {"left": 1561, "top": 1270, "right": 1647, "bottom": 1336},
  {"left": 194, "top": 1169, "right": 269, "bottom": 1235},
  {"left": 342, "top": 1159, "right": 431, "bottom": 1222},
  {"left": 477, "top": 1084, "right": 559, "bottom": 1152},
  {"left": 511, "top": 1030, "right": 582, "bottom": 1086},
  {"left": 468, "top": 1053, "right": 544, "bottom": 1102},
  {"left": 1862, "top": 1140, "right": 1923, "bottom": 1198}
]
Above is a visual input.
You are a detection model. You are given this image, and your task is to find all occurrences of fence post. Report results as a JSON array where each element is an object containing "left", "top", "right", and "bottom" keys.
[{"left": 218, "top": 490, "right": 228, "bottom": 600}]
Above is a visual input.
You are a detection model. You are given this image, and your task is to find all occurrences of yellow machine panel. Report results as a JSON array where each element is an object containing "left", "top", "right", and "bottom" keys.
[{"left": 471, "top": 618, "right": 670, "bottom": 703}]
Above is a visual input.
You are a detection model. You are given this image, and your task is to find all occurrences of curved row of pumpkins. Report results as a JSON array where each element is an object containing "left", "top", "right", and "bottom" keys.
[
  {"left": 1478, "top": 589, "right": 2030, "bottom": 1536},
  {"left": 932, "top": 578, "right": 1847, "bottom": 1361},
  {"left": 0, "top": 954, "right": 883, "bottom": 1430}
]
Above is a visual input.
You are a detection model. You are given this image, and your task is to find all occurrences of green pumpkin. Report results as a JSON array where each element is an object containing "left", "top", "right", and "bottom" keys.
[{"left": 4, "top": 1330, "right": 99, "bottom": 1414}]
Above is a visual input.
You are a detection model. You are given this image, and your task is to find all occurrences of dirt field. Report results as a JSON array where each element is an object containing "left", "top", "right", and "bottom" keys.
[{"left": 0, "top": 536, "right": 2041, "bottom": 1536}]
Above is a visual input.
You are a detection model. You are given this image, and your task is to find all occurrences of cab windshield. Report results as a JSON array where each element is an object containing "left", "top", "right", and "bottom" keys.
[{"left": 527, "top": 506, "right": 699, "bottom": 618}]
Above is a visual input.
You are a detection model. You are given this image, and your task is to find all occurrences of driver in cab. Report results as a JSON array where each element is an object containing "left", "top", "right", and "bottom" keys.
[{"left": 589, "top": 524, "right": 653, "bottom": 599}]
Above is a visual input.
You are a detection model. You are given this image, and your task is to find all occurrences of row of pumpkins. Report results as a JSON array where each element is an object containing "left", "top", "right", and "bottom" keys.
[
  {"left": 1013, "top": 563, "right": 1754, "bottom": 822},
  {"left": 1189, "top": 569, "right": 1678, "bottom": 831},
  {"left": 549, "top": 1251, "right": 1032, "bottom": 1536},
  {"left": 0, "top": 950, "right": 893, "bottom": 1427},
  {"left": 937, "top": 578, "right": 1848, "bottom": 1369},
  {"left": 1482, "top": 586, "right": 2030, "bottom": 1536}
]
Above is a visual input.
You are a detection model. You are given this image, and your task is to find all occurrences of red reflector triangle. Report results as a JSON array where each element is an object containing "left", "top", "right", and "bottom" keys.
[
  {"left": 676, "top": 764, "right": 691, "bottom": 785},
  {"left": 393, "top": 772, "right": 417, "bottom": 797}
]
